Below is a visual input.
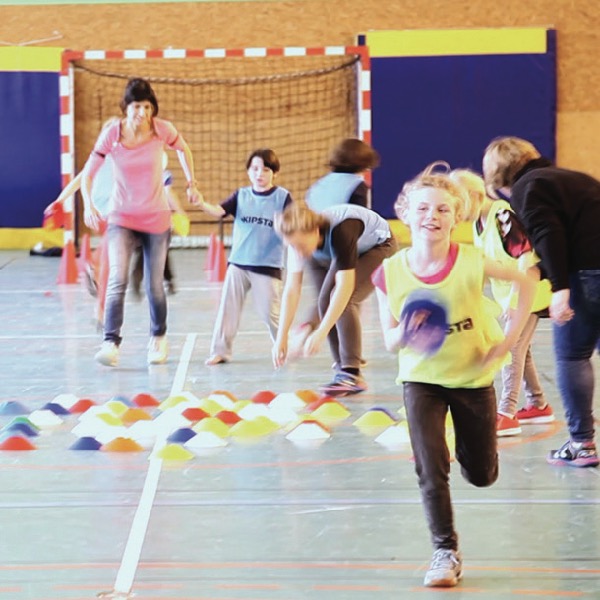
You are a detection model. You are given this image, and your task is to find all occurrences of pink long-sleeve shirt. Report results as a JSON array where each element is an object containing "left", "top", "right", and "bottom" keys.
[{"left": 84, "top": 118, "right": 186, "bottom": 233}]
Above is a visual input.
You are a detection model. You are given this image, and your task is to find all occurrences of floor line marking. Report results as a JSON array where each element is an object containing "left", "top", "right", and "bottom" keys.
[{"left": 111, "top": 333, "right": 196, "bottom": 597}]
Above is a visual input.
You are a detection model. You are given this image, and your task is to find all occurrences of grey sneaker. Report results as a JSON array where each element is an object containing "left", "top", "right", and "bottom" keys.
[
  {"left": 424, "top": 548, "right": 463, "bottom": 587},
  {"left": 95, "top": 341, "right": 119, "bottom": 367},
  {"left": 319, "top": 372, "right": 367, "bottom": 397},
  {"left": 547, "top": 440, "right": 599, "bottom": 468}
]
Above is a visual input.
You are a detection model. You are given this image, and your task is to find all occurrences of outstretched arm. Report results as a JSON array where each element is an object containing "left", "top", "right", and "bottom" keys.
[
  {"left": 45, "top": 172, "right": 83, "bottom": 214},
  {"left": 194, "top": 195, "right": 226, "bottom": 218},
  {"left": 174, "top": 141, "right": 204, "bottom": 206},
  {"left": 272, "top": 270, "right": 303, "bottom": 368},
  {"left": 483, "top": 257, "right": 536, "bottom": 362}
]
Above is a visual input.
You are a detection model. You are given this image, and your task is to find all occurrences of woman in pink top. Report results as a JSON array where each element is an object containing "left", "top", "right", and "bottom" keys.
[{"left": 82, "top": 78, "right": 202, "bottom": 367}]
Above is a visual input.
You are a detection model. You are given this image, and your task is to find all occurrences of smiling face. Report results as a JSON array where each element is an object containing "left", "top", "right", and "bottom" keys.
[
  {"left": 247, "top": 156, "right": 275, "bottom": 192},
  {"left": 403, "top": 187, "right": 458, "bottom": 242},
  {"left": 125, "top": 100, "right": 154, "bottom": 130}
]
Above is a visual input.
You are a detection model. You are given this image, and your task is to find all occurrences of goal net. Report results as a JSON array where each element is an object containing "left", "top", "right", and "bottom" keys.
[{"left": 66, "top": 48, "right": 366, "bottom": 243}]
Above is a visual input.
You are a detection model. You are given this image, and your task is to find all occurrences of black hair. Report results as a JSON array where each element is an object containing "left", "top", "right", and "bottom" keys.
[
  {"left": 120, "top": 78, "right": 159, "bottom": 116},
  {"left": 246, "top": 148, "right": 280, "bottom": 173}
]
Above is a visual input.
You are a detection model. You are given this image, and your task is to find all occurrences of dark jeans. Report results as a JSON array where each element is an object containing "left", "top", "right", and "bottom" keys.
[
  {"left": 403, "top": 382, "right": 499, "bottom": 551},
  {"left": 104, "top": 224, "right": 170, "bottom": 345},
  {"left": 553, "top": 270, "right": 600, "bottom": 442},
  {"left": 315, "top": 237, "right": 397, "bottom": 370}
]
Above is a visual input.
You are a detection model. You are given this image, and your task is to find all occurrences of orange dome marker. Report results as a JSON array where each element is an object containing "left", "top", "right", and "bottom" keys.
[{"left": 102, "top": 437, "right": 144, "bottom": 452}]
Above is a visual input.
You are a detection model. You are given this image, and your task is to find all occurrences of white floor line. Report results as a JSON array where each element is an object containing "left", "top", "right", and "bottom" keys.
[{"left": 111, "top": 333, "right": 197, "bottom": 597}]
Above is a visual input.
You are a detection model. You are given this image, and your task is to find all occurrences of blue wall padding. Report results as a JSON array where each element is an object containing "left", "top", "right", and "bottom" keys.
[
  {"left": 371, "top": 48, "right": 556, "bottom": 217},
  {"left": 0, "top": 71, "right": 61, "bottom": 227}
]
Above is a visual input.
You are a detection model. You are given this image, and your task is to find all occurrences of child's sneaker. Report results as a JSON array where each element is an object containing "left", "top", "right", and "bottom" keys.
[
  {"left": 319, "top": 372, "right": 367, "bottom": 397},
  {"left": 147, "top": 336, "right": 168, "bottom": 365},
  {"left": 547, "top": 440, "right": 599, "bottom": 468},
  {"left": 516, "top": 404, "right": 555, "bottom": 424},
  {"left": 496, "top": 413, "right": 522, "bottom": 437},
  {"left": 95, "top": 341, "right": 119, "bottom": 367},
  {"left": 205, "top": 355, "right": 229, "bottom": 366},
  {"left": 424, "top": 548, "right": 463, "bottom": 587}
]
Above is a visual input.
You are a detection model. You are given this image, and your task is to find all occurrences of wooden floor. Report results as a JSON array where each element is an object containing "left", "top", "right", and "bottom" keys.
[{"left": 0, "top": 248, "right": 599, "bottom": 600}]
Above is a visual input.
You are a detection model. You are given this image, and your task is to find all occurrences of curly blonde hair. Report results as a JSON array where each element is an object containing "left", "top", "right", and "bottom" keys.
[
  {"left": 394, "top": 161, "right": 471, "bottom": 222},
  {"left": 448, "top": 169, "right": 487, "bottom": 222}
]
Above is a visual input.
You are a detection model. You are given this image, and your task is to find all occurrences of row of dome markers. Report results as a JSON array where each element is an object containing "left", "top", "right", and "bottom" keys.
[{"left": 0, "top": 391, "right": 457, "bottom": 460}]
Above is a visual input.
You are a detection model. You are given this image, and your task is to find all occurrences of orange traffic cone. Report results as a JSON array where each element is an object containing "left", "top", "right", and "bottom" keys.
[
  {"left": 207, "top": 239, "right": 227, "bottom": 282},
  {"left": 57, "top": 240, "right": 79, "bottom": 284},
  {"left": 205, "top": 232, "right": 217, "bottom": 271},
  {"left": 78, "top": 233, "right": 92, "bottom": 273}
]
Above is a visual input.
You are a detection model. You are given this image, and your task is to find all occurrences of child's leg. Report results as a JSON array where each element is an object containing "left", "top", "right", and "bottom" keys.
[
  {"left": 208, "top": 264, "right": 250, "bottom": 361},
  {"left": 164, "top": 251, "right": 176, "bottom": 294},
  {"left": 499, "top": 313, "right": 539, "bottom": 416},
  {"left": 521, "top": 315, "right": 547, "bottom": 408},
  {"left": 164, "top": 251, "right": 174, "bottom": 281},
  {"left": 404, "top": 382, "right": 458, "bottom": 551},
  {"left": 130, "top": 246, "right": 144, "bottom": 296},
  {"left": 248, "top": 272, "right": 282, "bottom": 343},
  {"left": 449, "top": 386, "right": 498, "bottom": 488}
]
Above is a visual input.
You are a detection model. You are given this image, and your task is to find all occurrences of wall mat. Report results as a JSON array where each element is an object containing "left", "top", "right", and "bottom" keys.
[
  {"left": 360, "top": 28, "right": 556, "bottom": 219},
  {"left": 0, "top": 47, "right": 62, "bottom": 248}
]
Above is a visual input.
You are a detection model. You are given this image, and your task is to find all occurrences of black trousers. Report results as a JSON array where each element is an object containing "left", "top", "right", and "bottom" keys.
[{"left": 403, "top": 381, "right": 499, "bottom": 551}]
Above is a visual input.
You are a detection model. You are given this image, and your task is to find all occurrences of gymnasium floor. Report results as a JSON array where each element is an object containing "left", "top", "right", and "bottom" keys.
[{"left": 0, "top": 248, "right": 599, "bottom": 600}]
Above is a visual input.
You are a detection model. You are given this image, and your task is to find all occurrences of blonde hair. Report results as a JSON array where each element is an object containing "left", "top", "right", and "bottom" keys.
[
  {"left": 449, "top": 169, "right": 486, "bottom": 222},
  {"left": 274, "top": 203, "right": 329, "bottom": 237},
  {"left": 483, "top": 137, "right": 540, "bottom": 191},
  {"left": 394, "top": 161, "right": 471, "bottom": 222}
]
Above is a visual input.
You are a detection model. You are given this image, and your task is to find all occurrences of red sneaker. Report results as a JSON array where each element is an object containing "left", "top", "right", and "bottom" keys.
[
  {"left": 516, "top": 404, "right": 555, "bottom": 424},
  {"left": 496, "top": 413, "right": 522, "bottom": 437}
]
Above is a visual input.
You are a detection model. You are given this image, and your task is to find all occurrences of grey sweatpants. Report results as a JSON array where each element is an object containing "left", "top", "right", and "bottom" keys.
[
  {"left": 208, "top": 264, "right": 281, "bottom": 360},
  {"left": 498, "top": 312, "right": 546, "bottom": 415}
]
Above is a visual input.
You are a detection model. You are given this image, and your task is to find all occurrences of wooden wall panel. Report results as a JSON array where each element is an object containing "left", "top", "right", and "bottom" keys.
[{"left": 1, "top": 0, "right": 599, "bottom": 176}]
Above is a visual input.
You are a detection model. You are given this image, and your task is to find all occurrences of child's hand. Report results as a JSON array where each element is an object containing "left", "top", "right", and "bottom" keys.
[
  {"left": 404, "top": 309, "right": 430, "bottom": 339},
  {"left": 186, "top": 184, "right": 203, "bottom": 206},
  {"left": 303, "top": 328, "right": 327, "bottom": 357},
  {"left": 481, "top": 341, "right": 509, "bottom": 370},
  {"left": 44, "top": 199, "right": 60, "bottom": 216},
  {"left": 84, "top": 205, "right": 102, "bottom": 232},
  {"left": 272, "top": 338, "right": 288, "bottom": 369}
]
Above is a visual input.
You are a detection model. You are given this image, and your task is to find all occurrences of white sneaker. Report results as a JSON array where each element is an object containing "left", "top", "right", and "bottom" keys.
[
  {"left": 147, "top": 336, "right": 168, "bottom": 365},
  {"left": 95, "top": 341, "right": 119, "bottom": 367},
  {"left": 424, "top": 548, "right": 463, "bottom": 587}
]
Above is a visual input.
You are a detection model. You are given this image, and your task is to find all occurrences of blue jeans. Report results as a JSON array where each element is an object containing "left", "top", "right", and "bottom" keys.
[
  {"left": 552, "top": 270, "right": 600, "bottom": 442},
  {"left": 104, "top": 224, "right": 170, "bottom": 345}
]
